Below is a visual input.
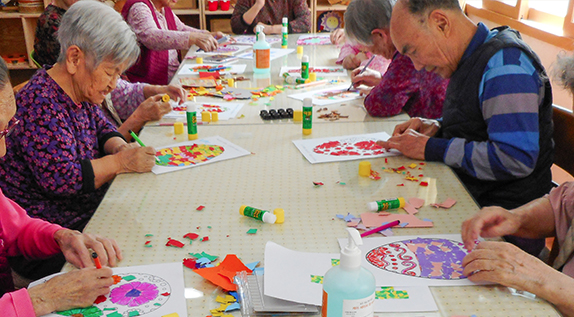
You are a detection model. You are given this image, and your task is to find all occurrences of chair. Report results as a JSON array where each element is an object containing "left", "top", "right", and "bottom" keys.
[
  {"left": 29, "top": 50, "right": 41, "bottom": 69},
  {"left": 546, "top": 104, "right": 574, "bottom": 265}
]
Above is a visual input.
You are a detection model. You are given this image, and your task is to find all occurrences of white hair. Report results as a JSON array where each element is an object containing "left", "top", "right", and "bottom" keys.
[
  {"left": 344, "top": 0, "right": 396, "bottom": 45},
  {"left": 57, "top": 0, "right": 140, "bottom": 69}
]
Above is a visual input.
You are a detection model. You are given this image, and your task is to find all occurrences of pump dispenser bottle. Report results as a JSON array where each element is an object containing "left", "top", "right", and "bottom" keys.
[
  {"left": 322, "top": 228, "right": 375, "bottom": 317},
  {"left": 253, "top": 30, "right": 270, "bottom": 74}
]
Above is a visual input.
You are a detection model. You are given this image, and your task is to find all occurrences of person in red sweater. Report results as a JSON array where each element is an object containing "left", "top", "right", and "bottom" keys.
[{"left": 0, "top": 58, "right": 122, "bottom": 317}]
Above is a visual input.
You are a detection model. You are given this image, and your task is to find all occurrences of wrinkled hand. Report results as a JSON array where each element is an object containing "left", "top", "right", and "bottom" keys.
[
  {"left": 133, "top": 95, "right": 172, "bottom": 122},
  {"left": 342, "top": 55, "right": 361, "bottom": 70},
  {"left": 359, "top": 87, "right": 373, "bottom": 96},
  {"left": 462, "top": 241, "right": 551, "bottom": 291},
  {"left": 391, "top": 117, "right": 440, "bottom": 137},
  {"left": 117, "top": 146, "right": 156, "bottom": 173},
  {"left": 254, "top": 23, "right": 281, "bottom": 34},
  {"left": 330, "top": 28, "right": 345, "bottom": 45},
  {"left": 110, "top": 141, "right": 139, "bottom": 154},
  {"left": 211, "top": 31, "right": 224, "bottom": 40},
  {"left": 376, "top": 128, "right": 428, "bottom": 160},
  {"left": 29, "top": 268, "right": 114, "bottom": 316},
  {"left": 161, "top": 85, "right": 186, "bottom": 104},
  {"left": 190, "top": 32, "right": 218, "bottom": 52},
  {"left": 461, "top": 206, "right": 522, "bottom": 251},
  {"left": 54, "top": 229, "right": 122, "bottom": 269},
  {"left": 351, "top": 67, "right": 381, "bottom": 87}
]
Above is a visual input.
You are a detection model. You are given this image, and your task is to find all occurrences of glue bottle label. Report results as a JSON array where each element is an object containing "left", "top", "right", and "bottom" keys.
[
  {"left": 341, "top": 294, "right": 375, "bottom": 317},
  {"left": 303, "top": 106, "right": 312, "bottom": 133},
  {"left": 376, "top": 198, "right": 402, "bottom": 211},
  {"left": 255, "top": 49, "right": 270, "bottom": 69},
  {"left": 242, "top": 206, "right": 267, "bottom": 221}
]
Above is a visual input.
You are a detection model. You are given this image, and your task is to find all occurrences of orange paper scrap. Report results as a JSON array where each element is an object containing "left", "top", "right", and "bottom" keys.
[{"left": 193, "top": 254, "right": 252, "bottom": 291}]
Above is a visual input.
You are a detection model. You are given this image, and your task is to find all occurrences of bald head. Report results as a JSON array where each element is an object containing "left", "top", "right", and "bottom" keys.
[{"left": 402, "top": 0, "right": 461, "bottom": 15}]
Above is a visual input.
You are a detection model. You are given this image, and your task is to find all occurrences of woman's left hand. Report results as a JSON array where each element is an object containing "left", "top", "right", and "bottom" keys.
[{"left": 54, "top": 229, "right": 123, "bottom": 268}]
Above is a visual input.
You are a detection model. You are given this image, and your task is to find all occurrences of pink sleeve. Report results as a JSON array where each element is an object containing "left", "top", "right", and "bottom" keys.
[
  {"left": 0, "top": 289, "right": 36, "bottom": 317},
  {"left": 0, "top": 188, "right": 62, "bottom": 259},
  {"left": 111, "top": 79, "right": 146, "bottom": 121},
  {"left": 127, "top": 3, "right": 190, "bottom": 51},
  {"left": 360, "top": 55, "right": 390, "bottom": 74},
  {"left": 548, "top": 182, "right": 574, "bottom": 277},
  {"left": 335, "top": 43, "right": 359, "bottom": 64}
]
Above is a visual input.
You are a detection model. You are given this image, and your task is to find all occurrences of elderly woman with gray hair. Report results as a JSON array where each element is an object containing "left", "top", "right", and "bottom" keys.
[
  {"left": 345, "top": 0, "right": 447, "bottom": 119},
  {"left": 0, "top": 58, "right": 122, "bottom": 317},
  {"left": 0, "top": 0, "right": 155, "bottom": 281}
]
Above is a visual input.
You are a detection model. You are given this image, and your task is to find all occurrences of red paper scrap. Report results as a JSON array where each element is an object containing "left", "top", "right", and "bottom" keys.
[
  {"left": 144, "top": 240, "right": 151, "bottom": 245},
  {"left": 183, "top": 258, "right": 197, "bottom": 269},
  {"left": 197, "top": 205, "right": 205, "bottom": 211},
  {"left": 313, "top": 182, "right": 324, "bottom": 186},
  {"left": 94, "top": 295, "right": 106, "bottom": 304},
  {"left": 397, "top": 166, "right": 406, "bottom": 170},
  {"left": 397, "top": 183, "right": 404, "bottom": 186},
  {"left": 166, "top": 238, "right": 185, "bottom": 248},
  {"left": 184, "top": 233, "right": 200, "bottom": 240},
  {"left": 161, "top": 292, "right": 170, "bottom": 296},
  {"left": 202, "top": 236, "right": 209, "bottom": 242},
  {"left": 193, "top": 254, "right": 252, "bottom": 291},
  {"left": 385, "top": 158, "right": 388, "bottom": 163},
  {"left": 420, "top": 181, "right": 429, "bottom": 187}
]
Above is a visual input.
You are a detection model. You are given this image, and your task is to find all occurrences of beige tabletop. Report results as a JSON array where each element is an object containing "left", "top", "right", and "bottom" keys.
[
  {"left": 80, "top": 120, "right": 560, "bottom": 317},
  {"left": 151, "top": 34, "right": 410, "bottom": 127}
]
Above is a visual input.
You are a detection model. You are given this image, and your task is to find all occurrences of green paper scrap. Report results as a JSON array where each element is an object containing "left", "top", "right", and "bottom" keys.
[
  {"left": 56, "top": 306, "right": 103, "bottom": 317},
  {"left": 310, "top": 275, "right": 324, "bottom": 284},
  {"left": 375, "top": 286, "right": 409, "bottom": 300},
  {"left": 128, "top": 311, "right": 140, "bottom": 317},
  {"left": 189, "top": 251, "right": 218, "bottom": 261},
  {"left": 331, "top": 259, "right": 340, "bottom": 266},
  {"left": 123, "top": 275, "right": 136, "bottom": 281},
  {"left": 154, "top": 303, "right": 162, "bottom": 306},
  {"left": 144, "top": 234, "right": 154, "bottom": 237},
  {"left": 208, "top": 226, "right": 212, "bottom": 229},
  {"left": 103, "top": 308, "right": 117, "bottom": 311},
  {"left": 247, "top": 228, "right": 257, "bottom": 234},
  {"left": 106, "top": 312, "right": 122, "bottom": 317}
]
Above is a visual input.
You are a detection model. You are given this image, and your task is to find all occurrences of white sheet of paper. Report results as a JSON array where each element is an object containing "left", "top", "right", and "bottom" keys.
[
  {"left": 292, "top": 131, "right": 400, "bottom": 164},
  {"left": 338, "top": 234, "right": 486, "bottom": 287},
  {"left": 287, "top": 84, "right": 363, "bottom": 106},
  {"left": 196, "top": 44, "right": 249, "bottom": 55},
  {"left": 236, "top": 48, "right": 295, "bottom": 60},
  {"left": 232, "top": 34, "right": 282, "bottom": 45},
  {"left": 163, "top": 102, "right": 244, "bottom": 121},
  {"left": 177, "top": 63, "right": 247, "bottom": 76},
  {"left": 296, "top": 34, "right": 331, "bottom": 45},
  {"left": 279, "top": 66, "right": 346, "bottom": 77},
  {"left": 34, "top": 262, "right": 188, "bottom": 317},
  {"left": 152, "top": 136, "right": 251, "bottom": 174},
  {"left": 263, "top": 241, "right": 438, "bottom": 312}
]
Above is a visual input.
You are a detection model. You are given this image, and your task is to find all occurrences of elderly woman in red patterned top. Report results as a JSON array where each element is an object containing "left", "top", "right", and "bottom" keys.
[
  {"left": 231, "top": 0, "right": 311, "bottom": 34},
  {"left": 0, "top": 0, "right": 155, "bottom": 282},
  {"left": 345, "top": 0, "right": 448, "bottom": 119}
]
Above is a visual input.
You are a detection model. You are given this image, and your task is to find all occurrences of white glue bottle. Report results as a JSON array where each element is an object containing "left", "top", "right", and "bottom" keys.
[{"left": 322, "top": 228, "right": 375, "bottom": 317}]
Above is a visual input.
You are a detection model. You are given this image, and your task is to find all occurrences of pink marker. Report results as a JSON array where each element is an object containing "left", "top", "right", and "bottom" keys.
[{"left": 360, "top": 220, "right": 400, "bottom": 238}]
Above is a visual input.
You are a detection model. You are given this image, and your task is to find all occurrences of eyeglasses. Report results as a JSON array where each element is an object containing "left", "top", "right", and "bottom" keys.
[{"left": 0, "top": 119, "right": 19, "bottom": 139}]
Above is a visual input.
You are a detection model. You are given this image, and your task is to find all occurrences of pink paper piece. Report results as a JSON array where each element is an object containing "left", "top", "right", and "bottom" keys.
[
  {"left": 347, "top": 220, "right": 360, "bottom": 227},
  {"left": 403, "top": 203, "right": 419, "bottom": 215},
  {"left": 408, "top": 197, "right": 425, "bottom": 209},
  {"left": 380, "top": 228, "right": 394, "bottom": 236},
  {"left": 432, "top": 198, "right": 457, "bottom": 209},
  {"left": 360, "top": 213, "right": 433, "bottom": 228}
]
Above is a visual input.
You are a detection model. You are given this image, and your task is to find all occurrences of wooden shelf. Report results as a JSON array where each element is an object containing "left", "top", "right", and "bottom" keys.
[
  {"left": 7, "top": 62, "right": 36, "bottom": 70},
  {"left": 315, "top": 4, "right": 347, "bottom": 11},
  {"left": 172, "top": 8, "right": 201, "bottom": 15},
  {"left": 203, "top": 9, "right": 233, "bottom": 15},
  {"left": 0, "top": 11, "right": 41, "bottom": 18}
]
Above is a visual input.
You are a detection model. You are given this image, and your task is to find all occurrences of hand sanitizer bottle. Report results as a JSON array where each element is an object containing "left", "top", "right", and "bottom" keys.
[
  {"left": 253, "top": 29, "right": 270, "bottom": 74},
  {"left": 322, "top": 228, "right": 375, "bottom": 317}
]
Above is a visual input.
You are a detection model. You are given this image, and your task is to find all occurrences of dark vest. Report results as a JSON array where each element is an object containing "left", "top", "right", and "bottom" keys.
[
  {"left": 121, "top": 0, "right": 178, "bottom": 85},
  {"left": 440, "top": 26, "right": 554, "bottom": 209}
]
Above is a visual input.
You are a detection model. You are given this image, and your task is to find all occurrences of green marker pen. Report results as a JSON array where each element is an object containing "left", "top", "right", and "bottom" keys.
[
  {"left": 186, "top": 103, "right": 198, "bottom": 140},
  {"left": 128, "top": 130, "right": 160, "bottom": 164},
  {"left": 302, "top": 97, "right": 312, "bottom": 135}
]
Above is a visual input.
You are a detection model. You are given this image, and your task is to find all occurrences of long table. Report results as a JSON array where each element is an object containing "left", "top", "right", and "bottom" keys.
[{"left": 78, "top": 35, "right": 560, "bottom": 316}]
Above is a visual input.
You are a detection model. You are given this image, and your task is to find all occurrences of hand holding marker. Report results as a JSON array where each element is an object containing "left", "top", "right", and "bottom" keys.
[
  {"left": 348, "top": 55, "right": 375, "bottom": 91},
  {"left": 129, "top": 130, "right": 160, "bottom": 164}
]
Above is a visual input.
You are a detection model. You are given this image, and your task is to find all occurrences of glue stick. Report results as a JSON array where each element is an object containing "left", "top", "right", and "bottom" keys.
[
  {"left": 301, "top": 55, "right": 309, "bottom": 79},
  {"left": 283, "top": 73, "right": 306, "bottom": 85},
  {"left": 302, "top": 97, "right": 312, "bottom": 135},
  {"left": 281, "top": 17, "right": 288, "bottom": 49},
  {"left": 240, "top": 205, "right": 284, "bottom": 224},
  {"left": 186, "top": 103, "right": 198, "bottom": 140},
  {"left": 367, "top": 197, "right": 405, "bottom": 212}
]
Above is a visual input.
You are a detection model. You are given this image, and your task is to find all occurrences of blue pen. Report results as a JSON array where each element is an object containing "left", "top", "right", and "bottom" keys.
[{"left": 208, "top": 66, "right": 227, "bottom": 72}]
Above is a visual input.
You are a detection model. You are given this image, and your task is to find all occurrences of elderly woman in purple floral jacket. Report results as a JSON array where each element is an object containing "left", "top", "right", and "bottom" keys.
[{"left": 0, "top": 0, "right": 155, "bottom": 281}]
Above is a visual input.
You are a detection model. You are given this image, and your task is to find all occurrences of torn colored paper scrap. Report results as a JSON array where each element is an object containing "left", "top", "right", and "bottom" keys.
[
  {"left": 375, "top": 286, "right": 410, "bottom": 300},
  {"left": 361, "top": 213, "right": 433, "bottom": 228},
  {"left": 196, "top": 205, "right": 205, "bottom": 211},
  {"left": 360, "top": 212, "right": 392, "bottom": 228},
  {"left": 247, "top": 228, "right": 257, "bottom": 234},
  {"left": 331, "top": 259, "right": 340, "bottom": 266},
  {"left": 408, "top": 197, "right": 425, "bottom": 209},
  {"left": 432, "top": 198, "right": 457, "bottom": 209},
  {"left": 310, "top": 275, "right": 324, "bottom": 284},
  {"left": 162, "top": 313, "right": 180, "bottom": 317},
  {"left": 166, "top": 238, "right": 185, "bottom": 248},
  {"left": 184, "top": 233, "right": 200, "bottom": 240},
  {"left": 403, "top": 203, "right": 419, "bottom": 215},
  {"left": 193, "top": 254, "right": 252, "bottom": 291},
  {"left": 183, "top": 258, "right": 197, "bottom": 269}
]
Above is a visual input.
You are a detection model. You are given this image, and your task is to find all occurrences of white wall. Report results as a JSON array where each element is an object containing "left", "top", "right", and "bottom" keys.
[{"left": 467, "top": 14, "right": 573, "bottom": 110}]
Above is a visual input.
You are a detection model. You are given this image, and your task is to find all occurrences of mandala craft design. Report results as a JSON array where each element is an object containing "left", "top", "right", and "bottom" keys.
[
  {"left": 56, "top": 306, "right": 103, "bottom": 317},
  {"left": 156, "top": 144, "right": 225, "bottom": 166},
  {"left": 313, "top": 138, "right": 386, "bottom": 156},
  {"left": 55, "top": 273, "right": 171, "bottom": 317},
  {"left": 313, "top": 89, "right": 357, "bottom": 100},
  {"left": 365, "top": 237, "right": 468, "bottom": 280},
  {"left": 285, "top": 67, "right": 345, "bottom": 75}
]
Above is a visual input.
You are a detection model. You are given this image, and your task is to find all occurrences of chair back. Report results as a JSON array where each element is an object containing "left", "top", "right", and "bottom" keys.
[{"left": 553, "top": 104, "right": 574, "bottom": 177}]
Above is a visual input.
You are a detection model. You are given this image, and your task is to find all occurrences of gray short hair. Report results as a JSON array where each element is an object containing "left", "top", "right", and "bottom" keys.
[
  {"left": 344, "top": 0, "right": 395, "bottom": 45},
  {"left": 57, "top": 0, "right": 140, "bottom": 69},
  {"left": 0, "top": 59, "right": 8, "bottom": 91},
  {"left": 552, "top": 52, "right": 574, "bottom": 94},
  {"left": 403, "top": 0, "right": 461, "bottom": 15}
]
